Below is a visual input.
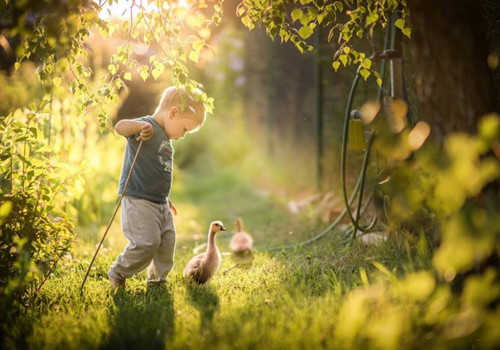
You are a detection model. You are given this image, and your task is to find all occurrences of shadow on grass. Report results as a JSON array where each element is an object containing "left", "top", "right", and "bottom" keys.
[
  {"left": 102, "top": 284, "right": 174, "bottom": 350},
  {"left": 231, "top": 253, "right": 254, "bottom": 266},
  {"left": 185, "top": 283, "right": 220, "bottom": 331}
]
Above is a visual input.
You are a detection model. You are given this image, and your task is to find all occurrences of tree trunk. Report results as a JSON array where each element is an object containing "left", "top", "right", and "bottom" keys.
[{"left": 406, "top": 0, "right": 499, "bottom": 141}]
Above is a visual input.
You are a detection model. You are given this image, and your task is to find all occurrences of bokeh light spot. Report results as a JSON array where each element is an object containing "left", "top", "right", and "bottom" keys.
[{"left": 408, "top": 121, "right": 430, "bottom": 150}]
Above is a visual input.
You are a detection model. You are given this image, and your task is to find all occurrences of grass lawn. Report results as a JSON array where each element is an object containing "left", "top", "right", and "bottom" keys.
[{"left": 7, "top": 164, "right": 496, "bottom": 350}]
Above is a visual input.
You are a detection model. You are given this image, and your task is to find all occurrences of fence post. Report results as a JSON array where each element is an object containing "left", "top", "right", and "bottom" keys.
[{"left": 315, "top": 28, "right": 324, "bottom": 190}]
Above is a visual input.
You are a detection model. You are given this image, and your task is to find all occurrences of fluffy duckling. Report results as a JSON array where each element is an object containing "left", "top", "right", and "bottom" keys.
[
  {"left": 230, "top": 218, "right": 253, "bottom": 254},
  {"left": 183, "top": 221, "right": 226, "bottom": 285}
]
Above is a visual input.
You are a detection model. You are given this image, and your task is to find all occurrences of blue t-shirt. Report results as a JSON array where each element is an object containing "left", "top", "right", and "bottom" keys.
[{"left": 118, "top": 116, "right": 173, "bottom": 203}]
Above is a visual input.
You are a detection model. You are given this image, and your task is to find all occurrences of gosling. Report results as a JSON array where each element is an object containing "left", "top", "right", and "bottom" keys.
[
  {"left": 229, "top": 218, "right": 253, "bottom": 254},
  {"left": 183, "top": 220, "right": 226, "bottom": 285}
]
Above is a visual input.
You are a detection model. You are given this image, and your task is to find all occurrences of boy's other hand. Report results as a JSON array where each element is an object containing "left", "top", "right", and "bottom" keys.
[
  {"left": 137, "top": 122, "right": 153, "bottom": 141},
  {"left": 168, "top": 199, "right": 177, "bottom": 216}
]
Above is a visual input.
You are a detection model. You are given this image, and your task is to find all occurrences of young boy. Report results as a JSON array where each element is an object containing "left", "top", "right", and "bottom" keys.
[{"left": 108, "top": 86, "right": 206, "bottom": 289}]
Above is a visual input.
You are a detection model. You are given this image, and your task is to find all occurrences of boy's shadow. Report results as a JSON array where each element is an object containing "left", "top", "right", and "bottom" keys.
[
  {"left": 102, "top": 284, "right": 174, "bottom": 350},
  {"left": 185, "top": 283, "right": 220, "bottom": 331}
]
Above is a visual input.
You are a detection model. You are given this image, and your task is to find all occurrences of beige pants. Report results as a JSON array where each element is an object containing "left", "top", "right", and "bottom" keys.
[{"left": 108, "top": 196, "right": 176, "bottom": 283}]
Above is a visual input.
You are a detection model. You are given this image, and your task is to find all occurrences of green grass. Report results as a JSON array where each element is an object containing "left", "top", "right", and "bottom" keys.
[{"left": 5, "top": 165, "right": 500, "bottom": 350}]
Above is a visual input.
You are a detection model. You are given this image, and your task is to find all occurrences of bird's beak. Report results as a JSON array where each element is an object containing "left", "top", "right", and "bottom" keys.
[{"left": 220, "top": 225, "right": 227, "bottom": 231}]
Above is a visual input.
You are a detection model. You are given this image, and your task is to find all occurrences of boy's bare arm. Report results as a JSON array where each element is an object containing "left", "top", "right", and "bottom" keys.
[{"left": 115, "top": 120, "right": 154, "bottom": 141}]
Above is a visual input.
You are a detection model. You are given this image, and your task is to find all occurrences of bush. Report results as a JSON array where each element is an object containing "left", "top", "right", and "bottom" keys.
[
  {"left": 331, "top": 112, "right": 500, "bottom": 349},
  {"left": 0, "top": 110, "right": 80, "bottom": 345}
]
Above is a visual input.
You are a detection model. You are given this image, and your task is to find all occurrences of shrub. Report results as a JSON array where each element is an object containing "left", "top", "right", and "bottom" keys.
[{"left": 0, "top": 110, "right": 80, "bottom": 344}]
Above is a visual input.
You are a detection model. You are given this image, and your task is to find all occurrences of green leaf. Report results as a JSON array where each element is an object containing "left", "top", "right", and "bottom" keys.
[
  {"left": 16, "top": 136, "right": 29, "bottom": 142},
  {"left": 53, "top": 77, "right": 62, "bottom": 87},
  {"left": 360, "top": 68, "right": 370, "bottom": 80},
  {"left": 192, "top": 40, "right": 205, "bottom": 51},
  {"left": 339, "top": 54, "right": 347, "bottom": 66},
  {"left": 29, "top": 127, "right": 39, "bottom": 138},
  {"left": 299, "top": 13, "right": 310, "bottom": 26},
  {"left": 108, "top": 63, "right": 118, "bottom": 75},
  {"left": 359, "top": 267, "right": 369, "bottom": 287},
  {"left": 152, "top": 68, "right": 162, "bottom": 80},
  {"left": 361, "top": 58, "right": 372, "bottom": 69},
  {"left": 478, "top": 114, "right": 500, "bottom": 142},
  {"left": 139, "top": 69, "right": 149, "bottom": 81},
  {"left": 279, "top": 28, "right": 291, "bottom": 42},
  {"left": 332, "top": 61, "right": 341, "bottom": 71},
  {"left": 395, "top": 18, "right": 405, "bottom": 30},
  {"left": 0, "top": 201, "right": 12, "bottom": 222},
  {"left": 189, "top": 50, "right": 200, "bottom": 63},
  {"left": 154, "top": 61, "right": 165, "bottom": 74},
  {"left": 298, "top": 25, "right": 313, "bottom": 39},
  {"left": 241, "top": 16, "right": 254, "bottom": 30},
  {"left": 373, "top": 71, "right": 382, "bottom": 87},
  {"left": 123, "top": 72, "right": 132, "bottom": 81},
  {"left": 372, "top": 260, "right": 395, "bottom": 280},
  {"left": 366, "top": 11, "right": 379, "bottom": 26},
  {"left": 307, "top": 6, "right": 318, "bottom": 19},
  {"left": 395, "top": 17, "right": 412, "bottom": 36},
  {"left": 291, "top": 9, "right": 302, "bottom": 22}
]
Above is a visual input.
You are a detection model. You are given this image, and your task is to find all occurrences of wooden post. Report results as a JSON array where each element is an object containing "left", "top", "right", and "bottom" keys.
[{"left": 315, "top": 28, "right": 323, "bottom": 190}]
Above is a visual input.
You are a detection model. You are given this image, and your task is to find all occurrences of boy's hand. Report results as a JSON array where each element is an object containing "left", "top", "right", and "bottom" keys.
[
  {"left": 168, "top": 199, "right": 177, "bottom": 216},
  {"left": 137, "top": 122, "right": 153, "bottom": 141}
]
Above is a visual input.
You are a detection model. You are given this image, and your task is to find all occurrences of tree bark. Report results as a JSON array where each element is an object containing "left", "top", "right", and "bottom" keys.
[{"left": 406, "top": 0, "right": 499, "bottom": 141}]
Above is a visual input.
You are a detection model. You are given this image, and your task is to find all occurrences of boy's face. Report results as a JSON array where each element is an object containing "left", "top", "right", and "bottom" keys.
[{"left": 164, "top": 107, "right": 203, "bottom": 140}]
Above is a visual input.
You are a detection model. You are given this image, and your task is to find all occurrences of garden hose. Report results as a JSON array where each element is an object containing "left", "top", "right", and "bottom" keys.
[
  {"left": 343, "top": 13, "right": 399, "bottom": 243},
  {"left": 350, "top": 131, "right": 375, "bottom": 243},
  {"left": 265, "top": 14, "right": 399, "bottom": 251},
  {"left": 79, "top": 139, "right": 144, "bottom": 293},
  {"left": 340, "top": 66, "right": 374, "bottom": 236}
]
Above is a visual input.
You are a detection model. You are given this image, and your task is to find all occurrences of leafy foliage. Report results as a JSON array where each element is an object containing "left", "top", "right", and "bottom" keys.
[
  {"left": 236, "top": 0, "right": 411, "bottom": 81},
  {"left": 364, "top": 98, "right": 500, "bottom": 277},
  {"left": 0, "top": 111, "right": 80, "bottom": 342},
  {"left": 3, "top": 0, "right": 221, "bottom": 130}
]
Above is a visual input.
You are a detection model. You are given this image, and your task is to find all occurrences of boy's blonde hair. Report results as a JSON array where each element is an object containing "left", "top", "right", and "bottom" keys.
[{"left": 155, "top": 86, "right": 206, "bottom": 127}]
